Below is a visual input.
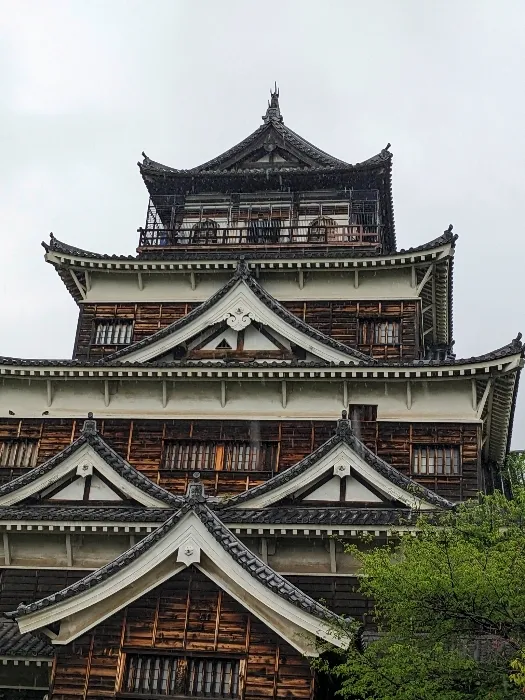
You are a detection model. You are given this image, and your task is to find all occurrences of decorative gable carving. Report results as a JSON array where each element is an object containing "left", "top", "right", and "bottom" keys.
[{"left": 107, "top": 263, "right": 370, "bottom": 366}]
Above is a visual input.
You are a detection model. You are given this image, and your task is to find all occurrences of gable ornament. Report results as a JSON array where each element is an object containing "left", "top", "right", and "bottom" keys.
[{"left": 223, "top": 305, "right": 256, "bottom": 331}]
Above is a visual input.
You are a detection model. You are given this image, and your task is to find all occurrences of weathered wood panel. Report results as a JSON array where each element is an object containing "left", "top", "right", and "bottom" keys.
[
  {"left": 73, "top": 300, "right": 420, "bottom": 362},
  {"left": 0, "top": 569, "right": 86, "bottom": 613},
  {"left": 0, "top": 418, "right": 481, "bottom": 499},
  {"left": 49, "top": 568, "right": 314, "bottom": 700}
]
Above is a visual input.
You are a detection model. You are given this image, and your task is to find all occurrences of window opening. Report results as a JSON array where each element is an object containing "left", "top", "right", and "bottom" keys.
[
  {"left": 162, "top": 440, "right": 277, "bottom": 472},
  {"left": 412, "top": 446, "right": 461, "bottom": 476},
  {"left": 359, "top": 319, "right": 401, "bottom": 345},
  {"left": 0, "top": 439, "right": 39, "bottom": 468},
  {"left": 121, "top": 654, "right": 240, "bottom": 698},
  {"left": 94, "top": 320, "right": 134, "bottom": 345}
]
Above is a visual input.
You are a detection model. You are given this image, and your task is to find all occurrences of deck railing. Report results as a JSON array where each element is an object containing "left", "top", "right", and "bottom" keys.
[{"left": 138, "top": 224, "right": 381, "bottom": 249}]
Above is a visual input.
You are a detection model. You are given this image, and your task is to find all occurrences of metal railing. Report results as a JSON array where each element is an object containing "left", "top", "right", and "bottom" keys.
[{"left": 138, "top": 224, "right": 381, "bottom": 249}]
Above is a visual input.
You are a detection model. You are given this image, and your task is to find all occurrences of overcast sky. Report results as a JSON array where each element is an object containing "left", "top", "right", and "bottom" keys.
[{"left": 0, "top": 0, "right": 523, "bottom": 446}]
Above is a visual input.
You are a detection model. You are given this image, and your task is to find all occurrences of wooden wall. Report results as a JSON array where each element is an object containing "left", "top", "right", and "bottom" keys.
[
  {"left": 0, "top": 418, "right": 481, "bottom": 500},
  {"left": 73, "top": 300, "right": 420, "bottom": 362},
  {"left": 49, "top": 567, "right": 315, "bottom": 700}
]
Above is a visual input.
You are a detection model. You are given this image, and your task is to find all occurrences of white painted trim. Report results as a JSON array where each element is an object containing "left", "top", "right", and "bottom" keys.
[
  {"left": 235, "top": 442, "right": 433, "bottom": 510},
  {"left": 17, "top": 511, "right": 349, "bottom": 655},
  {"left": 120, "top": 279, "right": 359, "bottom": 364},
  {"left": 0, "top": 443, "right": 170, "bottom": 509}
]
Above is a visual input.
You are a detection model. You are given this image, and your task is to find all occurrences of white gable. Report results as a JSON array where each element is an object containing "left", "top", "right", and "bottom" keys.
[
  {"left": 16, "top": 510, "right": 349, "bottom": 656},
  {"left": 235, "top": 442, "right": 434, "bottom": 510},
  {"left": 0, "top": 442, "right": 169, "bottom": 509},
  {"left": 302, "top": 475, "right": 382, "bottom": 503},
  {"left": 47, "top": 473, "right": 124, "bottom": 502},
  {"left": 119, "top": 278, "right": 359, "bottom": 365}
]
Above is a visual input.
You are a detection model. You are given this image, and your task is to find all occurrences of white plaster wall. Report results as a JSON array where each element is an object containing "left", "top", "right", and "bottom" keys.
[
  {"left": 0, "top": 376, "right": 479, "bottom": 422},
  {"left": 81, "top": 267, "right": 417, "bottom": 304}
]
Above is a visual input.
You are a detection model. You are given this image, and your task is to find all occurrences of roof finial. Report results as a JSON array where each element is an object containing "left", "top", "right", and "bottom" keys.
[
  {"left": 512, "top": 332, "right": 523, "bottom": 351},
  {"left": 234, "top": 257, "right": 251, "bottom": 280},
  {"left": 82, "top": 412, "right": 97, "bottom": 435},
  {"left": 186, "top": 472, "right": 206, "bottom": 503},
  {"left": 336, "top": 410, "right": 353, "bottom": 438},
  {"left": 262, "top": 83, "right": 283, "bottom": 124}
]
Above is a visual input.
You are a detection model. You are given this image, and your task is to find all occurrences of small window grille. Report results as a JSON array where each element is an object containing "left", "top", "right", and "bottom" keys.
[
  {"left": 412, "top": 446, "right": 460, "bottom": 476},
  {"left": 162, "top": 441, "right": 277, "bottom": 472},
  {"left": 359, "top": 319, "right": 400, "bottom": 345},
  {"left": 121, "top": 654, "right": 240, "bottom": 698},
  {"left": 94, "top": 320, "right": 134, "bottom": 345},
  {"left": 0, "top": 439, "right": 39, "bottom": 468}
]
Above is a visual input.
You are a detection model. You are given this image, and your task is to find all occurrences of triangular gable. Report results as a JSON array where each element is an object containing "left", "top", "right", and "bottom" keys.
[
  {"left": 0, "top": 415, "right": 181, "bottom": 509},
  {"left": 106, "top": 261, "right": 372, "bottom": 365},
  {"left": 8, "top": 483, "right": 350, "bottom": 656},
  {"left": 223, "top": 414, "right": 455, "bottom": 511}
]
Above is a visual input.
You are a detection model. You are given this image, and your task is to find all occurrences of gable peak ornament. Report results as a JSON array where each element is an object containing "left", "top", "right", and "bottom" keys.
[
  {"left": 262, "top": 83, "right": 283, "bottom": 124},
  {"left": 223, "top": 305, "right": 255, "bottom": 331}
]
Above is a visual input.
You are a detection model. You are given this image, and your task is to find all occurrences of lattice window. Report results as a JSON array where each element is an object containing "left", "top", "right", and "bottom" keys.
[
  {"left": 0, "top": 439, "right": 39, "bottom": 468},
  {"left": 308, "top": 217, "right": 338, "bottom": 243},
  {"left": 412, "top": 446, "right": 461, "bottom": 476},
  {"left": 121, "top": 654, "right": 240, "bottom": 698},
  {"left": 192, "top": 219, "right": 219, "bottom": 245},
  {"left": 359, "top": 319, "right": 400, "bottom": 345},
  {"left": 94, "top": 319, "right": 134, "bottom": 345},
  {"left": 162, "top": 441, "right": 277, "bottom": 472}
]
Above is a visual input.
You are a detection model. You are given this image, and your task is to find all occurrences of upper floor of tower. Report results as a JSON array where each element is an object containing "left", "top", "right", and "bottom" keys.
[{"left": 137, "top": 88, "right": 395, "bottom": 256}]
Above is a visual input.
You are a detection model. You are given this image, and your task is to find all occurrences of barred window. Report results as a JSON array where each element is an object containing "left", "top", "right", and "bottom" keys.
[
  {"left": 359, "top": 319, "right": 400, "bottom": 345},
  {"left": 412, "top": 446, "right": 460, "bottom": 476},
  {"left": 162, "top": 440, "right": 277, "bottom": 472},
  {"left": 0, "top": 439, "right": 39, "bottom": 468},
  {"left": 121, "top": 654, "right": 240, "bottom": 698},
  {"left": 94, "top": 320, "right": 134, "bottom": 345}
]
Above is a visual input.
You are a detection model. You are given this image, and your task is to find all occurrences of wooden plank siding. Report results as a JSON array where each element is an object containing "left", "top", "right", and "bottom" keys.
[
  {"left": 0, "top": 419, "right": 481, "bottom": 500},
  {"left": 73, "top": 301, "right": 420, "bottom": 362},
  {"left": 49, "top": 568, "right": 315, "bottom": 700}
]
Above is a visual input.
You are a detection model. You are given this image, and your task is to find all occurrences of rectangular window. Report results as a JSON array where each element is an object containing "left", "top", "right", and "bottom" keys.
[
  {"left": 0, "top": 439, "right": 39, "bottom": 468},
  {"left": 412, "top": 446, "right": 460, "bottom": 476},
  {"left": 359, "top": 319, "right": 400, "bottom": 345},
  {"left": 93, "top": 320, "right": 134, "bottom": 345},
  {"left": 162, "top": 441, "right": 277, "bottom": 472},
  {"left": 121, "top": 654, "right": 240, "bottom": 698}
]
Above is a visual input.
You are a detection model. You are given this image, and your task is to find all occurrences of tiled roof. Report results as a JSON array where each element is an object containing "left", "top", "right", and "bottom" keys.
[
  {"left": 41, "top": 230, "right": 455, "bottom": 264},
  {"left": 0, "top": 617, "right": 53, "bottom": 657},
  {"left": 221, "top": 507, "right": 413, "bottom": 526},
  {"left": 222, "top": 415, "right": 455, "bottom": 511},
  {"left": 104, "top": 259, "right": 373, "bottom": 363},
  {"left": 0, "top": 505, "right": 174, "bottom": 522},
  {"left": 7, "top": 491, "right": 340, "bottom": 627},
  {"left": 0, "top": 416, "right": 182, "bottom": 508}
]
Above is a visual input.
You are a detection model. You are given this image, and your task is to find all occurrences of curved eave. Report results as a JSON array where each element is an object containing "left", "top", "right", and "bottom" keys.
[
  {"left": 0, "top": 345, "right": 521, "bottom": 376},
  {"left": 43, "top": 231, "right": 455, "bottom": 305}
]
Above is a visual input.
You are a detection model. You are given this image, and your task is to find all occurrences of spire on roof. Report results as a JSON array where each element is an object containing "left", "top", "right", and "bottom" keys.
[
  {"left": 335, "top": 410, "right": 354, "bottom": 438},
  {"left": 186, "top": 472, "right": 206, "bottom": 503},
  {"left": 262, "top": 83, "right": 283, "bottom": 124},
  {"left": 81, "top": 412, "right": 97, "bottom": 435}
]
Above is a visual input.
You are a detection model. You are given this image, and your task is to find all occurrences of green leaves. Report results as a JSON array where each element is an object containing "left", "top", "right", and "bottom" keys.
[{"left": 325, "top": 489, "right": 525, "bottom": 699}]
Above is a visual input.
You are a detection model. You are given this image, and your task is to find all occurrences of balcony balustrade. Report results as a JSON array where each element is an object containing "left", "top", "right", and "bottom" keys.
[{"left": 138, "top": 223, "right": 381, "bottom": 250}]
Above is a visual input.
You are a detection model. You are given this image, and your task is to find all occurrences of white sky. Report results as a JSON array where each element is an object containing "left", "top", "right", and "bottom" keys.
[{"left": 0, "top": 0, "right": 523, "bottom": 446}]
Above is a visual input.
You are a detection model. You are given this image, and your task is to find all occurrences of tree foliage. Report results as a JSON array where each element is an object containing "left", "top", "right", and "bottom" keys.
[{"left": 322, "top": 482, "right": 525, "bottom": 700}]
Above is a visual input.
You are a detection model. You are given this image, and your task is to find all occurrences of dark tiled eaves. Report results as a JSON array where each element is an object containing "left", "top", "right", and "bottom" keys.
[
  {"left": 222, "top": 431, "right": 455, "bottom": 511},
  {"left": 8, "top": 501, "right": 340, "bottom": 628},
  {"left": 0, "top": 506, "right": 175, "bottom": 523},
  {"left": 0, "top": 617, "right": 53, "bottom": 657},
  {"left": 104, "top": 264, "right": 373, "bottom": 363},
  {"left": 0, "top": 432, "right": 182, "bottom": 508},
  {"left": 222, "top": 507, "right": 413, "bottom": 527},
  {"left": 43, "top": 230, "right": 454, "bottom": 265}
]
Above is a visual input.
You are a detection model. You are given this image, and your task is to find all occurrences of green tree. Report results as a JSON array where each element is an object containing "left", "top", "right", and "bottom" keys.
[{"left": 322, "top": 481, "right": 525, "bottom": 700}]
